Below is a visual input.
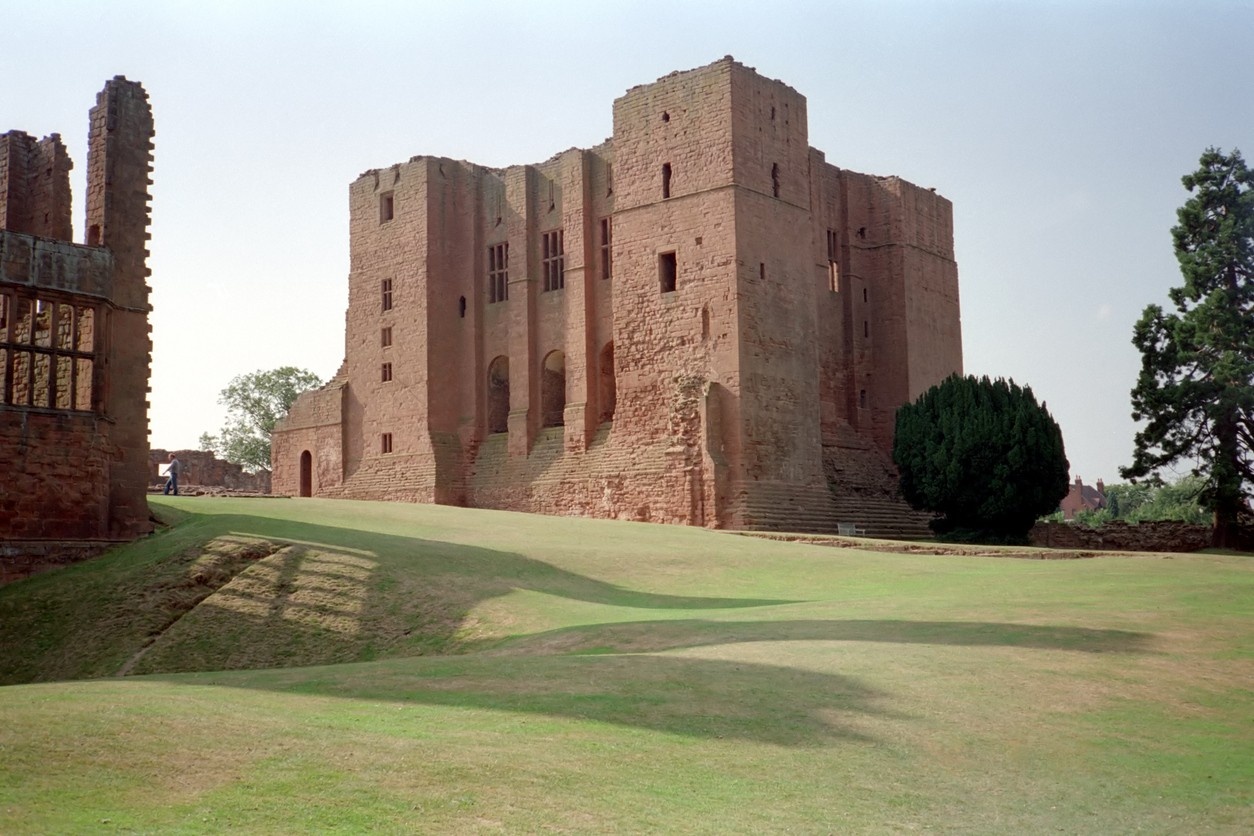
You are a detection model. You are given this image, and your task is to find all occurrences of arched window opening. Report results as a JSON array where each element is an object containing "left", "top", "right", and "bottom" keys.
[
  {"left": 541, "top": 350, "right": 566, "bottom": 428},
  {"left": 599, "top": 342, "right": 617, "bottom": 423},
  {"left": 487, "top": 356, "right": 510, "bottom": 433},
  {"left": 299, "top": 450, "right": 313, "bottom": 497}
]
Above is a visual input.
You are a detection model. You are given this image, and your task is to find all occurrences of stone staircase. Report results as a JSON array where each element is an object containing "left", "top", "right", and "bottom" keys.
[{"left": 823, "top": 436, "right": 936, "bottom": 540}]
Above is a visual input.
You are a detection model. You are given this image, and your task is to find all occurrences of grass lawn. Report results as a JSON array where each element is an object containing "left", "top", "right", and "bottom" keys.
[{"left": 0, "top": 496, "right": 1250, "bottom": 833}]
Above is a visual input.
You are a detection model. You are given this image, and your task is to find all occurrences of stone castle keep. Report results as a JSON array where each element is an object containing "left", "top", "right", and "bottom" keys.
[
  {"left": 0, "top": 78, "right": 155, "bottom": 579},
  {"left": 272, "top": 58, "right": 963, "bottom": 531}
]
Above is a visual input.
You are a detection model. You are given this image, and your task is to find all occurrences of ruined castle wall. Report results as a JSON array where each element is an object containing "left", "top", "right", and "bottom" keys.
[
  {"left": 271, "top": 375, "right": 345, "bottom": 496},
  {"left": 86, "top": 79, "right": 155, "bottom": 537},
  {"left": 893, "top": 179, "right": 963, "bottom": 400},
  {"left": 725, "top": 63, "right": 834, "bottom": 528},
  {"left": 0, "top": 78, "right": 154, "bottom": 564},
  {"left": 339, "top": 159, "right": 435, "bottom": 501},
  {"left": 270, "top": 58, "right": 963, "bottom": 534},
  {"left": 0, "top": 132, "right": 73, "bottom": 240}
]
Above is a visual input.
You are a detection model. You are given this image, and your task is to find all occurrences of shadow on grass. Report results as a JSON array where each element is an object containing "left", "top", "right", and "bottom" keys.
[
  {"left": 160, "top": 652, "right": 896, "bottom": 746},
  {"left": 114, "top": 506, "right": 1160, "bottom": 746},
  {"left": 485, "top": 618, "right": 1155, "bottom": 656}
]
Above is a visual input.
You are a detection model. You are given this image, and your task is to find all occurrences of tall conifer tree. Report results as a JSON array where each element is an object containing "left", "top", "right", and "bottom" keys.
[
  {"left": 1122, "top": 148, "right": 1254, "bottom": 548},
  {"left": 893, "top": 374, "right": 1069, "bottom": 542}
]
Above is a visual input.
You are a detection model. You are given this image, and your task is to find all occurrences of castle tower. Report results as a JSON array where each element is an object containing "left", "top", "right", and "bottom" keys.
[{"left": 85, "top": 77, "right": 155, "bottom": 537}]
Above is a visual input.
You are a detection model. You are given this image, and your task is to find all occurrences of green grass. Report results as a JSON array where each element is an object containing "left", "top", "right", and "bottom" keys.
[{"left": 1, "top": 496, "right": 1251, "bottom": 833}]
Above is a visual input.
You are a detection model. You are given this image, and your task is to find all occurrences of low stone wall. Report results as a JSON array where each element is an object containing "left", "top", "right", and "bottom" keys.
[
  {"left": 150, "top": 449, "right": 270, "bottom": 493},
  {"left": 1030, "top": 520, "right": 1211, "bottom": 553}
]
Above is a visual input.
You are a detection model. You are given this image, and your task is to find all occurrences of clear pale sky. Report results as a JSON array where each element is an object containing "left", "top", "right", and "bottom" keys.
[{"left": 5, "top": 0, "right": 1250, "bottom": 485}]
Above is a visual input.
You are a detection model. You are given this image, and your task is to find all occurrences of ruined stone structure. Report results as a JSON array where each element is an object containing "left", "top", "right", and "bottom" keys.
[
  {"left": 1, "top": 78, "right": 155, "bottom": 579},
  {"left": 272, "top": 58, "right": 962, "bottom": 532},
  {"left": 149, "top": 448, "right": 271, "bottom": 494}
]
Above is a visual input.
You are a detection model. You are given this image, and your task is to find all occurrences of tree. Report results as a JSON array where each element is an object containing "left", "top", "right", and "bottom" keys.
[
  {"left": 1122, "top": 148, "right": 1254, "bottom": 548},
  {"left": 893, "top": 374, "right": 1070, "bottom": 543},
  {"left": 200, "top": 367, "right": 323, "bottom": 472}
]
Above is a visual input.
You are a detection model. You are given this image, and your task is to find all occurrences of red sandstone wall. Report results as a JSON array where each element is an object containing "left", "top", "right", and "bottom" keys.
[
  {"left": 0, "top": 131, "right": 73, "bottom": 240},
  {"left": 0, "top": 77, "right": 154, "bottom": 553},
  {"left": 0, "top": 411, "right": 114, "bottom": 538},
  {"left": 270, "top": 58, "right": 962, "bottom": 534}
]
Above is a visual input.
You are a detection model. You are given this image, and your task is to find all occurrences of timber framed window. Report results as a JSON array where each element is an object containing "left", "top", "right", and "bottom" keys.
[
  {"left": 542, "top": 230, "right": 565, "bottom": 292},
  {"left": 381, "top": 326, "right": 392, "bottom": 347},
  {"left": 381, "top": 362, "right": 393, "bottom": 382},
  {"left": 0, "top": 289, "right": 99, "bottom": 412},
  {"left": 488, "top": 242, "right": 509, "bottom": 303},
  {"left": 381, "top": 278, "right": 394, "bottom": 311}
]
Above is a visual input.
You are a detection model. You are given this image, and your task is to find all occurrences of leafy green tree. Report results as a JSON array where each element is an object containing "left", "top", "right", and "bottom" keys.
[
  {"left": 1122, "top": 148, "right": 1254, "bottom": 547},
  {"left": 200, "top": 367, "right": 323, "bottom": 472},
  {"left": 893, "top": 374, "right": 1070, "bottom": 543}
]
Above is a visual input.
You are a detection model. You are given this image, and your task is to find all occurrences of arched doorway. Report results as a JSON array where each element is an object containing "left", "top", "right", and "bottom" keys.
[
  {"left": 599, "top": 342, "right": 616, "bottom": 423},
  {"left": 299, "top": 450, "right": 312, "bottom": 497},
  {"left": 487, "top": 356, "right": 510, "bottom": 433},
  {"left": 541, "top": 350, "right": 566, "bottom": 428}
]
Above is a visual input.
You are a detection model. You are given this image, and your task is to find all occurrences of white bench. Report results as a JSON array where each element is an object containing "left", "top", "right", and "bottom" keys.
[{"left": 837, "top": 522, "right": 867, "bottom": 537}]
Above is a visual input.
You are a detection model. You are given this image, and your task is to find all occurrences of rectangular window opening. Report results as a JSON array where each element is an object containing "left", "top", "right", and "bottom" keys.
[
  {"left": 381, "top": 278, "right": 393, "bottom": 312},
  {"left": 827, "top": 229, "right": 840, "bottom": 292},
  {"left": 662, "top": 163, "right": 672, "bottom": 199},
  {"left": 381, "top": 433, "right": 393, "bottom": 454},
  {"left": 0, "top": 290, "right": 98, "bottom": 412},
  {"left": 542, "top": 230, "right": 565, "bottom": 292},
  {"left": 488, "top": 242, "right": 509, "bottom": 303},
  {"left": 659, "top": 251, "right": 677, "bottom": 293},
  {"left": 381, "top": 326, "right": 392, "bottom": 347},
  {"left": 381, "top": 362, "right": 393, "bottom": 382},
  {"left": 380, "top": 192, "right": 394, "bottom": 223}
]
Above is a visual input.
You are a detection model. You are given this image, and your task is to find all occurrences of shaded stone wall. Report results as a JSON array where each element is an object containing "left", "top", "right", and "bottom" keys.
[{"left": 272, "top": 58, "right": 963, "bottom": 533}]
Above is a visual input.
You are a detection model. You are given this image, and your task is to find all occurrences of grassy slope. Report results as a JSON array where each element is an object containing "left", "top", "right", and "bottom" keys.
[{"left": 0, "top": 497, "right": 1250, "bottom": 833}]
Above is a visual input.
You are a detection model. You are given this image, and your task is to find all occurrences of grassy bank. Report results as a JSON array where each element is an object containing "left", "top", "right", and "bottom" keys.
[{"left": 1, "top": 497, "right": 1250, "bottom": 832}]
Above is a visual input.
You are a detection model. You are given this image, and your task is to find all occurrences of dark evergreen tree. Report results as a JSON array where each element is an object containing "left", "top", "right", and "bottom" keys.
[
  {"left": 893, "top": 374, "right": 1070, "bottom": 543},
  {"left": 1122, "top": 148, "right": 1254, "bottom": 548}
]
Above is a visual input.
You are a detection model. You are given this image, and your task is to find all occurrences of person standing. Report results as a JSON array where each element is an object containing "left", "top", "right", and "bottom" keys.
[{"left": 163, "top": 452, "right": 182, "bottom": 496}]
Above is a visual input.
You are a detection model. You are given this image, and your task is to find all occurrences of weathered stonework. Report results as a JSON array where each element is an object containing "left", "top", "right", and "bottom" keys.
[
  {"left": 1, "top": 78, "right": 155, "bottom": 581},
  {"left": 148, "top": 449, "right": 271, "bottom": 494},
  {"left": 272, "top": 58, "right": 963, "bottom": 531}
]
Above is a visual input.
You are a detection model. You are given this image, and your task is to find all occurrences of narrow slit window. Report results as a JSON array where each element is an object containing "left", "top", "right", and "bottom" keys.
[
  {"left": 659, "top": 251, "right": 677, "bottom": 293},
  {"left": 662, "top": 163, "right": 672, "bottom": 199},
  {"left": 380, "top": 192, "right": 394, "bottom": 223},
  {"left": 381, "top": 433, "right": 393, "bottom": 454},
  {"left": 600, "top": 217, "right": 613, "bottom": 280},
  {"left": 826, "top": 229, "right": 840, "bottom": 293},
  {"left": 459, "top": 296, "right": 466, "bottom": 318},
  {"left": 542, "top": 230, "right": 565, "bottom": 292},
  {"left": 381, "top": 326, "right": 392, "bottom": 347},
  {"left": 771, "top": 163, "right": 780, "bottom": 198}
]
